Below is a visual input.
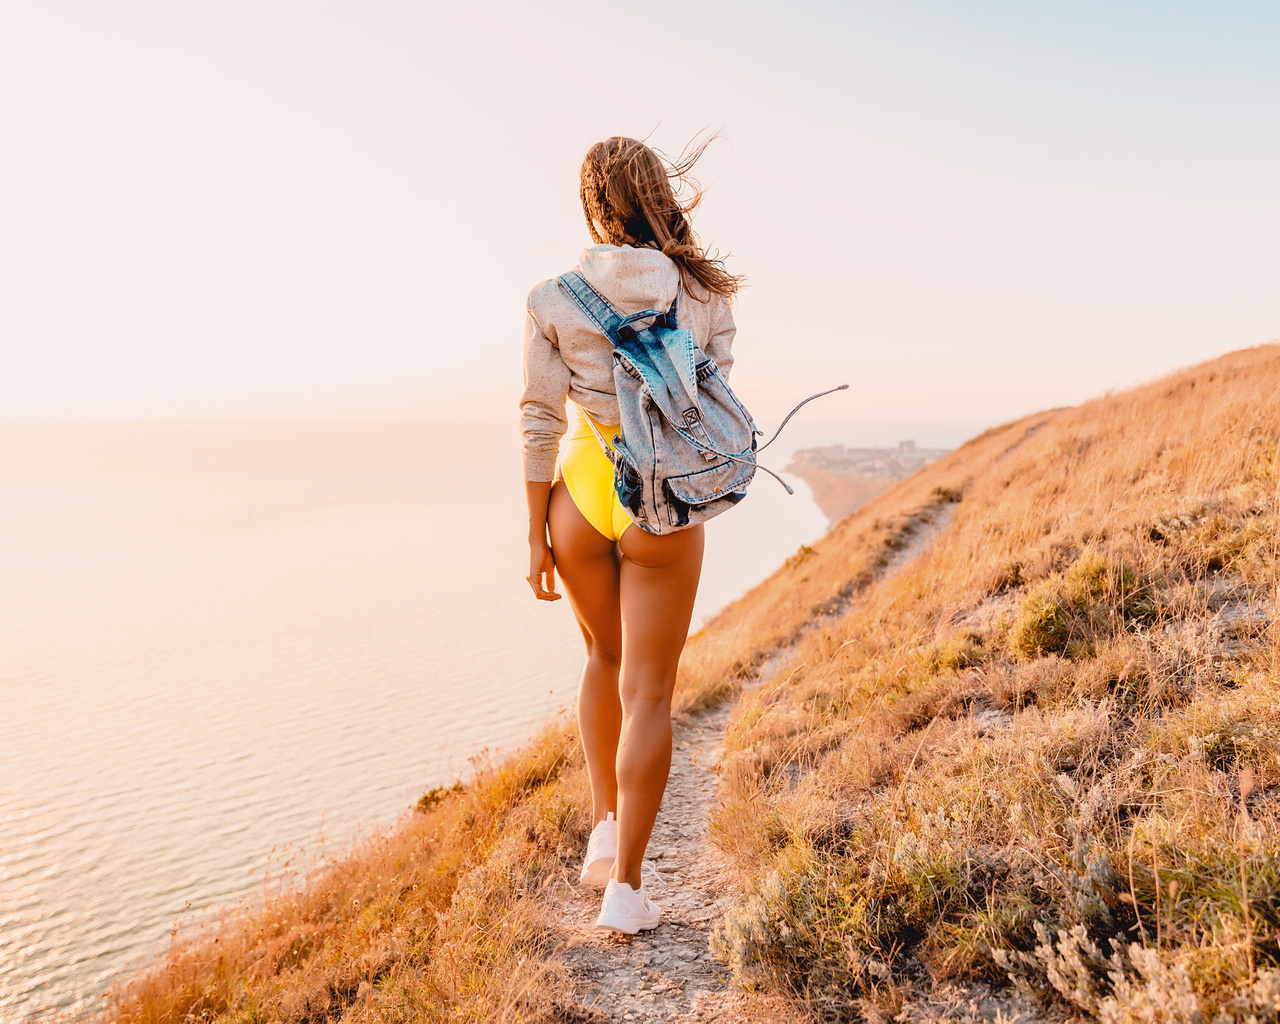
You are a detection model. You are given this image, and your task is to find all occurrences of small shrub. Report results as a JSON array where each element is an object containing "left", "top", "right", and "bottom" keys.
[
  {"left": 929, "top": 631, "right": 987, "bottom": 672},
  {"left": 986, "top": 560, "right": 1025, "bottom": 595},
  {"left": 988, "top": 655, "right": 1075, "bottom": 709},
  {"left": 931, "top": 891, "right": 1039, "bottom": 983},
  {"left": 416, "top": 781, "right": 463, "bottom": 813},
  {"left": 1010, "top": 585, "right": 1078, "bottom": 660},
  {"left": 786, "top": 543, "right": 815, "bottom": 569},
  {"left": 1196, "top": 726, "right": 1258, "bottom": 771},
  {"left": 1010, "top": 554, "right": 1155, "bottom": 660},
  {"left": 1149, "top": 501, "right": 1275, "bottom": 580},
  {"left": 996, "top": 922, "right": 1115, "bottom": 1015},
  {"left": 711, "top": 850, "right": 908, "bottom": 1015}
]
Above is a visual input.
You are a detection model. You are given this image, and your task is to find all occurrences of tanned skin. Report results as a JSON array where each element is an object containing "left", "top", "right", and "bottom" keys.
[{"left": 526, "top": 478, "right": 703, "bottom": 889}]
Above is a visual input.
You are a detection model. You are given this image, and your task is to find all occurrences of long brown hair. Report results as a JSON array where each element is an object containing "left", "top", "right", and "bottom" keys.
[{"left": 579, "top": 135, "right": 743, "bottom": 299}]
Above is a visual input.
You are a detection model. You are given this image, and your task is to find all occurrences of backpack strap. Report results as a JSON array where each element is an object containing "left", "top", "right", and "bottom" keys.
[
  {"left": 754, "top": 384, "right": 850, "bottom": 453},
  {"left": 557, "top": 272, "right": 624, "bottom": 339},
  {"left": 579, "top": 409, "right": 618, "bottom": 465},
  {"left": 558, "top": 271, "right": 669, "bottom": 344},
  {"left": 659, "top": 293, "right": 679, "bottom": 331}
]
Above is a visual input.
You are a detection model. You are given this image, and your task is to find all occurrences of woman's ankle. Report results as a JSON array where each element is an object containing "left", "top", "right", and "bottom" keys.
[
  {"left": 592, "top": 806, "right": 617, "bottom": 827},
  {"left": 591, "top": 792, "right": 618, "bottom": 823},
  {"left": 612, "top": 863, "right": 643, "bottom": 889}
]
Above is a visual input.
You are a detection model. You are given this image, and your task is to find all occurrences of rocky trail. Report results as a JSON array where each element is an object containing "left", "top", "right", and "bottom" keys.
[{"left": 542, "top": 700, "right": 792, "bottom": 1023}]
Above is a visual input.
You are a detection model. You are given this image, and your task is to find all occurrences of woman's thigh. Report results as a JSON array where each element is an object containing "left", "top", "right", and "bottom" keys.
[
  {"left": 617, "top": 524, "right": 705, "bottom": 696},
  {"left": 547, "top": 481, "right": 622, "bottom": 658}
]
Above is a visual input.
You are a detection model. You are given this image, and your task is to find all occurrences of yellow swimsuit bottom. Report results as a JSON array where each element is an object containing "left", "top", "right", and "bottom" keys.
[{"left": 560, "top": 406, "right": 633, "bottom": 542}]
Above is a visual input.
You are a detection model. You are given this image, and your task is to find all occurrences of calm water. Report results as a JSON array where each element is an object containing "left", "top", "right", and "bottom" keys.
[{"left": 0, "top": 416, "right": 828, "bottom": 1022}]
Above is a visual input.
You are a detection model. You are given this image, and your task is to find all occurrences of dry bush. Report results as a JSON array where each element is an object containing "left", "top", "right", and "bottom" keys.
[
  {"left": 708, "top": 344, "right": 1280, "bottom": 1020},
  {"left": 1009, "top": 554, "right": 1156, "bottom": 662}
]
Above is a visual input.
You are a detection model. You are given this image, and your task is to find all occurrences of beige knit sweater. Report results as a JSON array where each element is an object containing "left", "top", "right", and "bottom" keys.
[{"left": 520, "top": 244, "right": 737, "bottom": 482}]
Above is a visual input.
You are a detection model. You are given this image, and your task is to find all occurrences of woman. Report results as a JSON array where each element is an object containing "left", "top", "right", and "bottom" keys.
[{"left": 520, "top": 136, "right": 741, "bottom": 934}]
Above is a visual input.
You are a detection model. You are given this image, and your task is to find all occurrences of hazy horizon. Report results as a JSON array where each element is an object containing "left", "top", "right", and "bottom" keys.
[{"left": 3, "top": 1, "right": 1277, "bottom": 428}]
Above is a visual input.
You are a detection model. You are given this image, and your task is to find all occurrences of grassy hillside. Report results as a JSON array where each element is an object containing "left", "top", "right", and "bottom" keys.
[
  {"left": 95, "top": 345, "right": 1279, "bottom": 1023},
  {"left": 708, "top": 344, "right": 1280, "bottom": 1021}
]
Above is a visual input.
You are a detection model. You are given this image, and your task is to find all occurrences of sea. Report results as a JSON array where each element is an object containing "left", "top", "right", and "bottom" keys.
[{"left": 0, "top": 414, "right": 846, "bottom": 1022}]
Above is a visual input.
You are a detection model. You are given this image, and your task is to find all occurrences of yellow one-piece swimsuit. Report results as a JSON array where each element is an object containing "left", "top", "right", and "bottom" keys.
[{"left": 559, "top": 404, "right": 633, "bottom": 541}]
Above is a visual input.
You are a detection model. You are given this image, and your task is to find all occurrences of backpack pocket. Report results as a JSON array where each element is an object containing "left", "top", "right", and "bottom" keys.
[{"left": 663, "top": 458, "right": 755, "bottom": 528}]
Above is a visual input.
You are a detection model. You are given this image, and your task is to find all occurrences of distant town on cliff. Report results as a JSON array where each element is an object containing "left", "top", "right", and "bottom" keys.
[{"left": 787, "top": 441, "right": 951, "bottom": 521}]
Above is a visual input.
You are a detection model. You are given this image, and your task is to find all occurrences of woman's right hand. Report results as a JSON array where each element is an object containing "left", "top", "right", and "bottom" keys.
[{"left": 527, "top": 538, "right": 561, "bottom": 601}]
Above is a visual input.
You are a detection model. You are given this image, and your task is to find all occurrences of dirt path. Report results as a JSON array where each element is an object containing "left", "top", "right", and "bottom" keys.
[{"left": 545, "top": 699, "right": 792, "bottom": 1023}]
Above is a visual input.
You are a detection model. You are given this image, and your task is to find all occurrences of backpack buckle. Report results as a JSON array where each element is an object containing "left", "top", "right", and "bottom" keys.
[{"left": 683, "top": 408, "right": 717, "bottom": 461}]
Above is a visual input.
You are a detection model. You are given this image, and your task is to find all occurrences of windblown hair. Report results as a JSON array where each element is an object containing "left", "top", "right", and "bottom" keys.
[{"left": 579, "top": 136, "right": 743, "bottom": 299}]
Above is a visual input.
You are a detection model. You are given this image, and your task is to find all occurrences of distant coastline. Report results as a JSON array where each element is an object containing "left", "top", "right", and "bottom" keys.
[{"left": 786, "top": 439, "right": 951, "bottom": 522}]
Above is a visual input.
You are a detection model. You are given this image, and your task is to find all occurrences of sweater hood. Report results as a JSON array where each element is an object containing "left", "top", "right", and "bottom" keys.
[{"left": 576, "top": 244, "right": 680, "bottom": 315}]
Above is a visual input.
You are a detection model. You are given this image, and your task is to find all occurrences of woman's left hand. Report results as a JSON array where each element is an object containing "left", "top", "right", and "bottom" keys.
[{"left": 527, "top": 538, "right": 561, "bottom": 601}]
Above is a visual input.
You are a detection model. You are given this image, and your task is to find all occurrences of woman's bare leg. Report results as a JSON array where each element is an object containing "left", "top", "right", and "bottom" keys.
[
  {"left": 613, "top": 523, "right": 705, "bottom": 890},
  {"left": 547, "top": 482, "right": 623, "bottom": 827}
]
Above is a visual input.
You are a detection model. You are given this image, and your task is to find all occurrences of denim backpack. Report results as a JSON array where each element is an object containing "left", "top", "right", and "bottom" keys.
[{"left": 558, "top": 271, "right": 846, "bottom": 535}]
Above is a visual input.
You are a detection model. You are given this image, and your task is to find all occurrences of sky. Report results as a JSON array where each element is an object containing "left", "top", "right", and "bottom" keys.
[{"left": 2, "top": 0, "right": 1277, "bottom": 431}]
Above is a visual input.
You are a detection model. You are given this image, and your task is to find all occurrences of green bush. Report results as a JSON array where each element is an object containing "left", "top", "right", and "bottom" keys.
[{"left": 1010, "top": 554, "right": 1155, "bottom": 660}]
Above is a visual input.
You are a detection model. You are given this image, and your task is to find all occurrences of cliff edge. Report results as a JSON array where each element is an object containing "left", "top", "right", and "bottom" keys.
[{"left": 99, "top": 344, "right": 1280, "bottom": 1024}]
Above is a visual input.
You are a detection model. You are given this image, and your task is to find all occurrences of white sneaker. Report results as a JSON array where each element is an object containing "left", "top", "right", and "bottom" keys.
[
  {"left": 595, "top": 878, "right": 661, "bottom": 934},
  {"left": 579, "top": 812, "right": 617, "bottom": 887}
]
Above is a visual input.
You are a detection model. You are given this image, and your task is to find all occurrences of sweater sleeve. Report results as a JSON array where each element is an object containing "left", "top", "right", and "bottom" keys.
[
  {"left": 519, "top": 308, "right": 570, "bottom": 482},
  {"left": 704, "top": 295, "right": 736, "bottom": 380}
]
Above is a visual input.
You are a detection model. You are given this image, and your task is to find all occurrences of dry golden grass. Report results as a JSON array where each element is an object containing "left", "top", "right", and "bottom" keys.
[
  {"left": 91, "top": 726, "right": 595, "bottom": 1023},
  {"left": 672, "top": 412, "right": 1048, "bottom": 716},
  {"left": 708, "top": 344, "right": 1280, "bottom": 1021},
  {"left": 93, "top": 343, "right": 1280, "bottom": 1022}
]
